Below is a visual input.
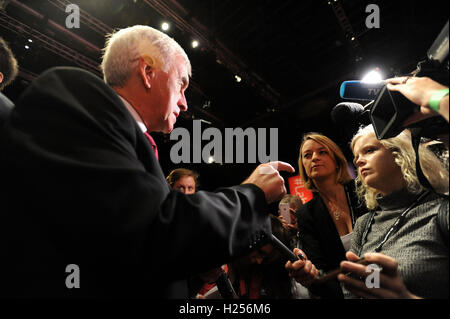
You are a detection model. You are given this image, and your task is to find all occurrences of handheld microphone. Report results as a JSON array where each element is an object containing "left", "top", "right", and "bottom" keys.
[
  {"left": 427, "top": 20, "right": 448, "bottom": 64},
  {"left": 271, "top": 234, "right": 303, "bottom": 262},
  {"left": 330, "top": 102, "right": 371, "bottom": 125},
  {"left": 339, "top": 80, "right": 385, "bottom": 101},
  {"left": 330, "top": 102, "right": 372, "bottom": 140}
]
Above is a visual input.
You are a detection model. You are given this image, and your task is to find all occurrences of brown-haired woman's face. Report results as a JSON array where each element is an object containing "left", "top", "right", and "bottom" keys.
[{"left": 301, "top": 139, "right": 337, "bottom": 182}]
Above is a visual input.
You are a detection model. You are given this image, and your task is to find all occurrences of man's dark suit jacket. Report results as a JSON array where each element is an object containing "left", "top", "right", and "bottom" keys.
[
  {"left": 0, "top": 67, "right": 271, "bottom": 298},
  {"left": 0, "top": 92, "right": 14, "bottom": 128},
  {"left": 296, "top": 182, "right": 366, "bottom": 298}
]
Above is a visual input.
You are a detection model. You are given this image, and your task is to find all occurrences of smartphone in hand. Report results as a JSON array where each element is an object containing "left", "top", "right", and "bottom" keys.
[
  {"left": 314, "top": 258, "right": 370, "bottom": 284},
  {"left": 279, "top": 203, "right": 291, "bottom": 224}
]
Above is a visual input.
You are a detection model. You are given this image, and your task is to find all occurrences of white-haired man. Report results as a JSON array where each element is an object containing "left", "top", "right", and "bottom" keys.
[
  {"left": 0, "top": 25, "right": 293, "bottom": 298},
  {"left": 0, "top": 36, "right": 18, "bottom": 127}
]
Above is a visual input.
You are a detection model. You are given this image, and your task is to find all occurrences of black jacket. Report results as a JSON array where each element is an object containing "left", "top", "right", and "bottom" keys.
[
  {"left": 296, "top": 182, "right": 366, "bottom": 298},
  {"left": 0, "top": 67, "right": 271, "bottom": 298}
]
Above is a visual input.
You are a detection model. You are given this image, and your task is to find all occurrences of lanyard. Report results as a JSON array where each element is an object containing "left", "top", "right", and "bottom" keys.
[
  {"left": 344, "top": 184, "right": 356, "bottom": 226},
  {"left": 359, "top": 190, "right": 429, "bottom": 254}
]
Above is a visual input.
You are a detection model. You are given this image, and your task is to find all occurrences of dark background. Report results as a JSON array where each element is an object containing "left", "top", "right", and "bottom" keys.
[{"left": 1, "top": 0, "right": 448, "bottom": 196}]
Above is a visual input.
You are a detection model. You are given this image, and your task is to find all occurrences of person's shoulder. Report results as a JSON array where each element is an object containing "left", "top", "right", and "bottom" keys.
[
  {"left": 356, "top": 211, "right": 372, "bottom": 222},
  {"left": 426, "top": 191, "right": 448, "bottom": 203},
  {"left": 419, "top": 191, "right": 448, "bottom": 213}
]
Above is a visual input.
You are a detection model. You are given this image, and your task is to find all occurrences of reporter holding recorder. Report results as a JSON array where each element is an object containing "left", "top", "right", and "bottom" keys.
[
  {"left": 285, "top": 133, "right": 366, "bottom": 299},
  {"left": 287, "top": 125, "right": 448, "bottom": 298}
]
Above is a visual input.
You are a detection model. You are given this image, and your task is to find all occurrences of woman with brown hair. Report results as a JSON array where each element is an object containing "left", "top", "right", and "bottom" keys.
[{"left": 287, "top": 132, "right": 366, "bottom": 298}]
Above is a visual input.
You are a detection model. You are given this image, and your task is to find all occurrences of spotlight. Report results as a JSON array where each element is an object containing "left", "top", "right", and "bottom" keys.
[
  {"left": 234, "top": 75, "right": 242, "bottom": 83},
  {"left": 361, "top": 68, "right": 383, "bottom": 83},
  {"left": 191, "top": 40, "right": 199, "bottom": 48},
  {"left": 24, "top": 45, "right": 30, "bottom": 50},
  {"left": 208, "top": 156, "right": 215, "bottom": 164},
  {"left": 161, "top": 22, "right": 170, "bottom": 31}
]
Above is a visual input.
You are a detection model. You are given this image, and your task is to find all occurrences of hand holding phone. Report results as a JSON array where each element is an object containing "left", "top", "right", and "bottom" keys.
[
  {"left": 279, "top": 203, "right": 291, "bottom": 224},
  {"left": 314, "top": 257, "right": 370, "bottom": 284}
]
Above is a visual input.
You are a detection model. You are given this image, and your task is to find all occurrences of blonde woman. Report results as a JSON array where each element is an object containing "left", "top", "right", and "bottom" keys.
[
  {"left": 286, "top": 133, "right": 366, "bottom": 298},
  {"left": 338, "top": 125, "right": 448, "bottom": 298}
]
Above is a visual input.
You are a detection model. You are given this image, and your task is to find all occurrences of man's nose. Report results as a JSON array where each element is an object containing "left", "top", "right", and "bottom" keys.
[{"left": 178, "top": 93, "right": 188, "bottom": 112}]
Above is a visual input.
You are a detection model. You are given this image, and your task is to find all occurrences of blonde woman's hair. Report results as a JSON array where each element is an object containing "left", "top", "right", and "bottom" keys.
[
  {"left": 101, "top": 25, "right": 191, "bottom": 87},
  {"left": 351, "top": 125, "right": 449, "bottom": 210},
  {"left": 298, "top": 133, "right": 352, "bottom": 191}
]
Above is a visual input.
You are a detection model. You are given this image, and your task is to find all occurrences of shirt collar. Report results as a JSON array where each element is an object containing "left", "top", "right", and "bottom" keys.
[
  {"left": 118, "top": 95, "right": 147, "bottom": 133},
  {"left": 376, "top": 187, "right": 421, "bottom": 211}
]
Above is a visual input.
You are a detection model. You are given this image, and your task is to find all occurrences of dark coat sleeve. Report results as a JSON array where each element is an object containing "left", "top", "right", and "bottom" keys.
[{"left": 0, "top": 67, "right": 271, "bottom": 297}]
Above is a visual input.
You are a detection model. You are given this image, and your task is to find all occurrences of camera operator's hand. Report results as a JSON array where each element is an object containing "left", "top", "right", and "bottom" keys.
[{"left": 386, "top": 76, "right": 449, "bottom": 124}]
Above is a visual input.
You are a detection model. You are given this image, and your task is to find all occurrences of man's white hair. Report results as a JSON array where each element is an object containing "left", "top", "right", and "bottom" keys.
[{"left": 101, "top": 25, "right": 191, "bottom": 87}]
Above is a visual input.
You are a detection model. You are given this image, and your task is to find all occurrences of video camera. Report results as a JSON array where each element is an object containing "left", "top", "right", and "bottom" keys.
[{"left": 338, "top": 21, "right": 449, "bottom": 140}]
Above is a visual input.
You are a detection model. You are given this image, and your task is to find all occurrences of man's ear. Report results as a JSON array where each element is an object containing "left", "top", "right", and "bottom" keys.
[
  {"left": 138, "top": 56, "right": 154, "bottom": 89},
  {"left": 0, "top": 72, "right": 4, "bottom": 85}
]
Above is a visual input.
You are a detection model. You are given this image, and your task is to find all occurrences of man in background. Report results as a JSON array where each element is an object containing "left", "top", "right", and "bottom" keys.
[{"left": 166, "top": 168, "right": 199, "bottom": 195}]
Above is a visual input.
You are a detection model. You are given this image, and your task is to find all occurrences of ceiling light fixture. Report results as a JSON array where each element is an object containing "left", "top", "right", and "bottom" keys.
[{"left": 161, "top": 22, "right": 170, "bottom": 31}]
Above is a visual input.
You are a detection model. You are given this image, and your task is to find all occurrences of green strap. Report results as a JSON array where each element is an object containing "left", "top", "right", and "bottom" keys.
[{"left": 429, "top": 88, "right": 449, "bottom": 112}]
